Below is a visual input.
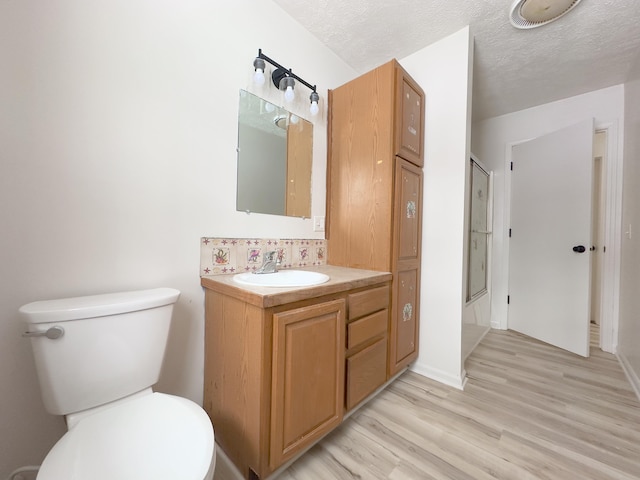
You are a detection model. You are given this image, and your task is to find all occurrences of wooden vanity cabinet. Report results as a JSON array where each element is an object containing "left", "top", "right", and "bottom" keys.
[
  {"left": 328, "top": 59, "right": 424, "bottom": 377},
  {"left": 202, "top": 273, "right": 390, "bottom": 480}
]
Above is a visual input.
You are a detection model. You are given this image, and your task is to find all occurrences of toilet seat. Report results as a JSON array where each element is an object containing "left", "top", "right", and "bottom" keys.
[{"left": 37, "top": 392, "right": 215, "bottom": 480}]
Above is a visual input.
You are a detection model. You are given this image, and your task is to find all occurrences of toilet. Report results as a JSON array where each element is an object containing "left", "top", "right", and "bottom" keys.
[{"left": 20, "top": 288, "right": 215, "bottom": 480}]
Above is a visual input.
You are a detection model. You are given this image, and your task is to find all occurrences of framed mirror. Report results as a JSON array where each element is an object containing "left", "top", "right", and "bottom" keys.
[{"left": 236, "top": 90, "right": 313, "bottom": 218}]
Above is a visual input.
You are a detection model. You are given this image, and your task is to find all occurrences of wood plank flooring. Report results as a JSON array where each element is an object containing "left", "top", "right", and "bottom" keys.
[{"left": 215, "top": 328, "right": 640, "bottom": 480}]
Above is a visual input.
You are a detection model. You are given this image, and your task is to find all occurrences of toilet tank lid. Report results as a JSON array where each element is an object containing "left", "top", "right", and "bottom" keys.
[{"left": 19, "top": 288, "right": 180, "bottom": 324}]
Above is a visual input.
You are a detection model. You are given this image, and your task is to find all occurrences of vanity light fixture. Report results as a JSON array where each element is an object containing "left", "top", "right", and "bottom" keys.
[{"left": 252, "top": 49, "right": 320, "bottom": 116}]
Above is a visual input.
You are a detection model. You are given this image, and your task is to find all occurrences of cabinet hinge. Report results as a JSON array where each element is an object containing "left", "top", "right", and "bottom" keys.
[
  {"left": 507, "top": 295, "right": 510, "bottom": 305},
  {"left": 510, "top": 161, "right": 514, "bottom": 171},
  {"left": 509, "top": 228, "right": 512, "bottom": 238}
]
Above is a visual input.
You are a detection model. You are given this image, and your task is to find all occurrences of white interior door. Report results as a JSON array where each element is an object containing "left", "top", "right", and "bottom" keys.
[{"left": 509, "top": 119, "right": 594, "bottom": 357}]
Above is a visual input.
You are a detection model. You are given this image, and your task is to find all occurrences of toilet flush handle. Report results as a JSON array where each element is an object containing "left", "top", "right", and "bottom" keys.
[{"left": 22, "top": 326, "right": 65, "bottom": 340}]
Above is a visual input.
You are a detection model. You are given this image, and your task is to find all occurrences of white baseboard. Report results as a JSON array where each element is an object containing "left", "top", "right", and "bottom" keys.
[
  {"left": 617, "top": 350, "right": 640, "bottom": 402},
  {"left": 409, "top": 362, "right": 467, "bottom": 390}
]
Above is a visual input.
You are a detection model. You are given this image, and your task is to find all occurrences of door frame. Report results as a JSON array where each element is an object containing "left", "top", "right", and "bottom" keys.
[{"left": 500, "top": 121, "right": 623, "bottom": 354}]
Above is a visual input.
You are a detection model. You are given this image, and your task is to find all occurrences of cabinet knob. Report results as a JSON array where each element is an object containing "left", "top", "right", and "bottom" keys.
[
  {"left": 402, "top": 303, "right": 413, "bottom": 322},
  {"left": 406, "top": 201, "right": 416, "bottom": 219}
]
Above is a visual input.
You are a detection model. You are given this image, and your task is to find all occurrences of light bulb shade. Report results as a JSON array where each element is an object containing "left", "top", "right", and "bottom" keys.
[
  {"left": 253, "top": 69, "right": 265, "bottom": 86},
  {"left": 284, "top": 85, "right": 295, "bottom": 103},
  {"left": 252, "top": 57, "right": 266, "bottom": 86},
  {"left": 253, "top": 57, "right": 265, "bottom": 71},
  {"left": 280, "top": 76, "right": 295, "bottom": 91},
  {"left": 272, "top": 68, "right": 293, "bottom": 91},
  {"left": 309, "top": 91, "right": 320, "bottom": 116},
  {"left": 277, "top": 76, "right": 295, "bottom": 103}
]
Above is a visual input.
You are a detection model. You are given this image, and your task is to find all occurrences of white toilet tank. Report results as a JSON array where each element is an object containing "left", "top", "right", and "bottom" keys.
[{"left": 20, "top": 288, "right": 180, "bottom": 416}]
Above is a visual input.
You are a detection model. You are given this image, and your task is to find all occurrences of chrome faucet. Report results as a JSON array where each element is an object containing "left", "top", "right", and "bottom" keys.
[{"left": 254, "top": 250, "right": 279, "bottom": 274}]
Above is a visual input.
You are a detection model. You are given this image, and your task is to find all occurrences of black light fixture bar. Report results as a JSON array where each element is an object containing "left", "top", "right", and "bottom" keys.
[{"left": 256, "top": 48, "right": 317, "bottom": 94}]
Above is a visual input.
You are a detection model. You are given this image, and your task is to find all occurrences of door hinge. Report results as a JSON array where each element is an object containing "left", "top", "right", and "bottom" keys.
[
  {"left": 509, "top": 228, "right": 512, "bottom": 238},
  {"left": 603, "top": 246, "right": 606, "bottom": 253},
  {"left": 507, "top": 295, "right": 510, "bottom": 305},
  {"left": 510, "top": 161, "right": 513, "bottom": 171}
]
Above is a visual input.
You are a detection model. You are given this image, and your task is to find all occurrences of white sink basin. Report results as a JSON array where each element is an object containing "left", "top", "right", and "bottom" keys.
[{"left": 233, "top": 270, "right": 330, "bottom": 288}]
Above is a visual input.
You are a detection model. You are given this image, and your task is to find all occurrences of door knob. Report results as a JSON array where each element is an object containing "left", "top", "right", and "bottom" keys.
[{"left": 572, "top": 245, "right": 586, "bottom": 253}]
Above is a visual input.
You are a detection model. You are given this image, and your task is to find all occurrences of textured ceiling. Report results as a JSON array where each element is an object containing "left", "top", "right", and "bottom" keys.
[{"left": 272, "top": 0, "right": 640, "bottom": 121}]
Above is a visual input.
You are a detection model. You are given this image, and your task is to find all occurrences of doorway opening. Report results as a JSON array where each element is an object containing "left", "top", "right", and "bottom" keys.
[{"left": 502, "top": 121, "right": 621, "bottom": 356}]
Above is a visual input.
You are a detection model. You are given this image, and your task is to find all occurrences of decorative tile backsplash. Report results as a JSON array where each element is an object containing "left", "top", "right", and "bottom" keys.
[{"left": 200, "top": 238, "right": 327, "bottom": 276}]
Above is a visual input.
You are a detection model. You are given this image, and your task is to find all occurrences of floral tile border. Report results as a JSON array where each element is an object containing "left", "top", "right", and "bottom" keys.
[{"left": 200, "top": 237, "right": 327, "bottom": 276}]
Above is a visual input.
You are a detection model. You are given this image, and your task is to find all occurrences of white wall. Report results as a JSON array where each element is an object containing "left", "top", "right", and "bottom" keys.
[
  {"left": 0, "top": 0, "right": 356, "bottom": 475},
  {"left": 400, "top": 26, "right": 474, "bottom": 389},
  {"left": 618, "top": 54, "right": 640, "bottom": 397},
  {"left": 472, "top": 86, "right": 625, "bottom": 345}
]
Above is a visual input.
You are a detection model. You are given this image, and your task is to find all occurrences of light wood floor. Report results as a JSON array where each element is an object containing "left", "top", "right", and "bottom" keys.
[
  {"left": 216, "top": 327, "right": 640, "bottom": 480},
  {"left": 462, "top": 323, "right": 490, "bottom": 361}
]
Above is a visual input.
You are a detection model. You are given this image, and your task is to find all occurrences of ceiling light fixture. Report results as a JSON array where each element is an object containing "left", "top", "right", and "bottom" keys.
[
  {"left": 510, "top": 0, "right": 584, "bottom": 29},
  {"left": 252, "top": 49, "right": 320, "bottom": 116}
]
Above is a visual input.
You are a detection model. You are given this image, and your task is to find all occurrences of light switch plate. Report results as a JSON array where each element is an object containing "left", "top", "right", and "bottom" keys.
[{"left": 313, "top": 216, "right": 325, "bottom": 232}]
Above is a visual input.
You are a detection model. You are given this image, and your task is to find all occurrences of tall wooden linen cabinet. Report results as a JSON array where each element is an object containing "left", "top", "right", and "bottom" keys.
[{"left": 328, "top": 59, "right": 424, "bottom": 377}]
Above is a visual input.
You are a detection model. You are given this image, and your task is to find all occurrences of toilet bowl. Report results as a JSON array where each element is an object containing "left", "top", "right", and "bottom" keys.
[
  {"left": 20, "top": 288, "right": 215, "bottom": 480},
  {"left": 37, "top": 391, "right": 215, "bottom": 480}
]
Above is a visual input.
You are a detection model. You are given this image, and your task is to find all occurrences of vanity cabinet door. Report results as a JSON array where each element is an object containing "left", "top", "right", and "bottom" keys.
[
  {"left": 390, "top": 268, "right": 419, "bottom": 374},
  {"left": 395, "top": 158, "right": 423, "bottom": 263},
  {"left": 395, "top": 67, "right": 425, "bottom": 167},
  {"left": 270, "top": 299, "right": 346, "bottom": 470}
]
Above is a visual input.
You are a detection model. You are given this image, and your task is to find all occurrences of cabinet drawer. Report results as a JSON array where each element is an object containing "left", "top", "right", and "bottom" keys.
[
  {"left": 347, "top": 309, "right": 388, "bottom": 350},
  {"left": 346, "top": 338, "right": 387, "bottom": 410},
  {"left": 348, "top": 285, "right": 389, "bottom": 321}
]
